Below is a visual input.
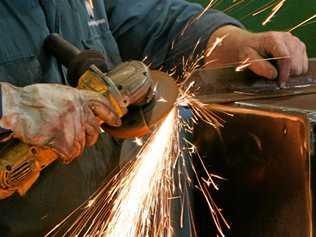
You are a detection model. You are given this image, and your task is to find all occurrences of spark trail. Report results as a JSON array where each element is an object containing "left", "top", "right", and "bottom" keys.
[
  {"left": 46, "top": 86, "right": 229, "bottom": 237},
  {"left": 289, "top": 14, "right": 316, "bottom": 32},
  {"left": 104, "top": 107, "right": 178, "bottom": 237},
  {"left": 262, "top": 0, "right": 286, "bottom": 26}
]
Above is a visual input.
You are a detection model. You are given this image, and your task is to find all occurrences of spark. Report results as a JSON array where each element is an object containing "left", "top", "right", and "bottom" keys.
[
  {"left": 223, "top": 0, "right": 246, "bottom": 13},
  {"left": 288, "top": 14, "right": 316, "bottom": 32},
  {"left": 236, "top": 58, "right": 251, "bottom": 72},
  {"left": 46, "top": 83, "right": 229, "bottom": 237},
  {"left": 133, "top": 137, "right": 143, "bottom": 146},
  {"left": 208, "top": 55, "right": 290, "bottom": 70},
  {"left": 88, "top": 0, "right": 94, "bottom": 9},
  {"left": 252, "top": 0, "right": 278, "bottom": 17},
  {"left": 262, "top": 0, "right": 286, "bottom": 26},
  {"left": 157, "top": 97, "right": 167, "bottom": 103},
  {"left": 87, "top": 199, "right": 95, "bottom": 208},
  {"left": 104, "top": 108, "right": 178, "bottom": 237},
  {"left": 142, "top": 56, "right": 148, "bottom": 62},
  {"left": 180, "top": 0, "right": 217, "bottom": 36},
  {"left": 206, "top": 34, "right": 228, "bottom": 58},
  {"left": 153, "top": 82, "right": 159, "bottom": 94}
]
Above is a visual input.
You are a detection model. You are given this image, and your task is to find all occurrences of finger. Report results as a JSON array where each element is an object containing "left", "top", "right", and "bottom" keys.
[
  {"left": 287, "top": 36, "right": 305, "bottom": 76},
  {"left": 66, "top": 106, "right": 87, "bottom": 161},
  {"left": 70, "top": 139, "right": 84, "bottom": 161},
  {"left": 83, "top": 105, "right": 100, "bottom": 146},
  {"left": 299, "top": 40, "right": 309, "bottom": 74},
  {"left": 296, "top": 37, "right": 308, "bottom": 74},
  {"left": 89, "top": 100, "right": 122, "bottom": 127},
  {"left": 80, "top": 90, "right": 122, "bottom": 127},
  {"left": 85, "top": 123, "right": 100, "bottom": 147},
  {"left": 262, "top": 32, "right": 291, "bottom": 85},
  {"left": 243, "top": 48, "right": 278, "bottom": 80},
  {"left": 50, "top": 113, "right": 80, "bottom": 161},
  {"left": 278, "top": 59, "right": 291, "bottom": 87},
  {"left": 303, "top": 50, "right": 309, "bottom": 74},
  {"left": 46, "top": 136, "right": 75, "bottom": 163}
]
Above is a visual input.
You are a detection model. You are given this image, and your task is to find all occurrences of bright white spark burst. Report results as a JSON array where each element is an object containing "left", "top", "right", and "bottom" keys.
[
  {"left": 134, "top": 137, "right": 144, "bottom": 146},
  {"left": 45, "top": 85, "right": 229, "bottom": 237},
  {"left": 206, "top": 34, "right": 228, "bottom": 58},
  {"left": 104, "top": 108, "right": 178, "bottom": 237},
  {"left": 235, "top": 58, "right": 251, "bottom": 72}
]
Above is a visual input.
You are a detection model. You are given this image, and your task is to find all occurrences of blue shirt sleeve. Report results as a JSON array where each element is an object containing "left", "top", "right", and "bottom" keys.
[{"left": 106, "top": 0, "right": 243, "bottom": 71}]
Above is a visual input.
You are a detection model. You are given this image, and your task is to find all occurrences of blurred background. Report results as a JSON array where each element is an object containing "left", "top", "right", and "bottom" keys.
[{"left": 191, "top": 0, "right": 316, "bottom": 57}]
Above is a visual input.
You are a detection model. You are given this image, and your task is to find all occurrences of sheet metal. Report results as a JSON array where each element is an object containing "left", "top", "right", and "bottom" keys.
[
  {"left": 191, "top": 59, "right": 316, "bottom": 237},
  {"left": 190, "top": 59, "right": 316, "bottom": 104}
]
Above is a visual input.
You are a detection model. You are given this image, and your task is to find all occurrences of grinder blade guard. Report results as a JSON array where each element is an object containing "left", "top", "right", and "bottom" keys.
[
  {"left": 45, "top": 34, "right": 178, "bottom": 138},
  {"left": 103, "top": 70, "right": 179, "bottom": 138}
]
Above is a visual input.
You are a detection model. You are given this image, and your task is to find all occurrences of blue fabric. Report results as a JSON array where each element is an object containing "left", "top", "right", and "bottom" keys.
[
  {"left": 0, "top": 0, "right": 242, "bottom": 236},
  {"left": 107, "top": 0, "right": 242, "bottom": 70}
]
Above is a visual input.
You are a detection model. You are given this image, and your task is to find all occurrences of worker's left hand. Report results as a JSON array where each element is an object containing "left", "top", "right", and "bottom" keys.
[{"left": 205, "top": 25, "right": 308, "bottom": 87}]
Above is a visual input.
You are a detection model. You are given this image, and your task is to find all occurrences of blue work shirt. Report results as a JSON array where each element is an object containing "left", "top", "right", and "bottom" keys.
[{"left": 0, "top": 0, "right": 241, "bottom": 236}]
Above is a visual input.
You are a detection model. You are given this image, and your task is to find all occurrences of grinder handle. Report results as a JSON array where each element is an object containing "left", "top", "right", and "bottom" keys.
[{"left": 45, "top": 33, "right": 81, "bottom": 68}]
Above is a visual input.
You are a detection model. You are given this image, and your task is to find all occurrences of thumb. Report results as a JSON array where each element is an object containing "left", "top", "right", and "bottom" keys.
[
  {"left": 244, "top": 48, "right": 278, "bottom": 80},
  {"left": 277, "top": 58, "right": 291, "bottom": 87},
  {"left": 89, "top": 100, "right": 122, "bottom": 127},
  {"left": 80, "top": 90, "right": 122, "bottom": 127}
]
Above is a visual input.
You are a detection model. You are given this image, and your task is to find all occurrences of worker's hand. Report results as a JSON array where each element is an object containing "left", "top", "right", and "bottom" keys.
[
  {"left": 0, "top": 83, "right": 122, "bottom": 163},
  {"left": 205, "top": 25, "right": 308, "bottom": 87}
]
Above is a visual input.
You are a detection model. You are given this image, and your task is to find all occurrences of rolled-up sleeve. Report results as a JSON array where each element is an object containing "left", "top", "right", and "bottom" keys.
[{"left": 106, "top": 0, "right": 242, "bottom": 71}]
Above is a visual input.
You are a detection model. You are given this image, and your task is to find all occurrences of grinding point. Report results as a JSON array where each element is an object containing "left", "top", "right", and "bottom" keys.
[{"left": 103, "top": 71, "right": 179, "bottom": 138}]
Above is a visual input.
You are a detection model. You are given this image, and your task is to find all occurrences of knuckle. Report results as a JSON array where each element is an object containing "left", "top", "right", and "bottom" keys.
[
  {"left": 291, "top": 61, "right": 299, "bottom": 72},
  {"left": 300, "top": 42, "right": 307, "bottom": 50},
  {"left": 267, "top": 31, "right": 278, "bottom": 40},
  {"left": 292, "top": 35, "right": 300, "bottom": 41},
  {"left": 242, "top": 47, "right": 253, "bottom": 57}
]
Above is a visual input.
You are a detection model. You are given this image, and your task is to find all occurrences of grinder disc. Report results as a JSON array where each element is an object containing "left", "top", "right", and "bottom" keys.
[{"left": 103, "top": 71, "right": 179, "bottom": 138}]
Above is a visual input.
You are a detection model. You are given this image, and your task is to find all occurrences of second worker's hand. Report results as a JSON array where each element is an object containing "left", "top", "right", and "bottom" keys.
[
  {"left": 205, "top": 25, "right": 309, "bottom": 87},
  {"left": 0, "top": 83, "right": 122, "bottom": 163}
]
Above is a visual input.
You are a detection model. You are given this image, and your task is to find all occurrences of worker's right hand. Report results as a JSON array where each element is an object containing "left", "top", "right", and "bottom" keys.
[{"left": 0, "top": 83, "right": 122, "bottom": 163}]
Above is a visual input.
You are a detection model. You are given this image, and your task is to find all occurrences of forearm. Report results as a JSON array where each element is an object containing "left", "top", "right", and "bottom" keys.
[{"left": 163, "top": 9, "right": 243, "bottom": 74}]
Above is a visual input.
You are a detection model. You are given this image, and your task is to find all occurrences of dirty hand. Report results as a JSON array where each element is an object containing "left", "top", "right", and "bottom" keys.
[
  {"left": 205, "top": 25, "right": 308, "bottom": 86},
  {"left": 0, "top": 83, "right": 122, "bottom": 162}
]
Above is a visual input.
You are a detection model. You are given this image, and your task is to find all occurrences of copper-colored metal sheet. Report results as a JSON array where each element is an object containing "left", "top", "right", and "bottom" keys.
[
  {"left": 189, "top": 60, "right": 316, "bottom": 237},
  {"left": 193, "top": 108, "right": 311, "bottom": 237},
  {"left": 104, "top": 71, "right": 178, "bottom": 138}
]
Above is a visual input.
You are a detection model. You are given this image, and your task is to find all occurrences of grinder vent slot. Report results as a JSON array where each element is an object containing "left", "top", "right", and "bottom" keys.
[{"left": 0, "top": 159, "right": 35, "bottom": 190}]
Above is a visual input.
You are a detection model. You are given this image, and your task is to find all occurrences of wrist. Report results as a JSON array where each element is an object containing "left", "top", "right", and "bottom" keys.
[
  {"left": 209, "top": 25, "right": 243, "bottom": 39},
  {"left": 205, "top": 25, "right": 251, "bottom": 68},
  {"left": 0, "top": 83, "right": 22, "bottom": 130}
]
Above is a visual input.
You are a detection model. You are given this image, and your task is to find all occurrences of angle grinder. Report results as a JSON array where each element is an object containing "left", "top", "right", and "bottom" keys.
[{"left": 0, "top": 34, "right": 178, "bottom": 199}]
